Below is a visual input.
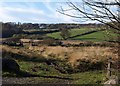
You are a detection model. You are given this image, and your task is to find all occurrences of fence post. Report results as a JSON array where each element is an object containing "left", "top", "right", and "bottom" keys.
[
  {"left": 106, "top": 57, "right": 112, "bottom": 79},
  {"left": 104, "top": 57, "right": 119, "bottom": 85}
]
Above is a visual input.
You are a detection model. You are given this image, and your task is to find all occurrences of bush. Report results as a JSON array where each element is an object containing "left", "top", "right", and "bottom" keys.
[
  {"left": 45, "top": 58, "right": 74, "bottom": 74},
  {"left": 90, "top": 61, "right": 104, "bottom": 70},
  {"left": 2, "top": 23, "right": 23, "bottom": 38},
  {"left": 76, "top": 59, "right": 105, "bottom": 72}
]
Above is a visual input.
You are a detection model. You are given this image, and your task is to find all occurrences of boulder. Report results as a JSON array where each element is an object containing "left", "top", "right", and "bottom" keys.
[{"left": 2, "top": 58, "right": 20, "bottom": 74}]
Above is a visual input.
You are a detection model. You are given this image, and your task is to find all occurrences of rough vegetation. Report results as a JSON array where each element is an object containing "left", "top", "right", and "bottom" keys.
[
  {"left": 1, "top": 41, "right": 119, "bottom": 84},
  {"left": 1, "top": 22, "right": 119, "bottom": 84},
  {"left": 1, "top": 42, "right": 118, "bottom": 72}
]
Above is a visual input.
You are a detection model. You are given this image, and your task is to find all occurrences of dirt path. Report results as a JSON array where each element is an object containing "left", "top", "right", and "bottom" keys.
[{"left": 2, "top": 77, "right": 72, "bottom": 84}]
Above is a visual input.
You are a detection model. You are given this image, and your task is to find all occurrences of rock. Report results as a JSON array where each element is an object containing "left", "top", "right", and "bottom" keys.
[
  {"left": 104, "top": 75, "right": 119, "bottom": 86},
  {"left": 2, "top": 58, "right": 20, "bottom": 74}
]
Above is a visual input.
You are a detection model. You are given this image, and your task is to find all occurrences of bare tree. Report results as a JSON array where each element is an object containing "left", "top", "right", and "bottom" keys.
[
  {"left": 57, "top": 0, "right": 120, "bottom": 42},
  {"left": 60, "top": 28, "right": 71, "bottom": 40}
]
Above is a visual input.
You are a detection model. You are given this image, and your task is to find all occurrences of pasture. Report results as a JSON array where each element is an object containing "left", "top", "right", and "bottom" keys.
[{"left": 47, "top": 28, "right": 118, "bottom": 42}]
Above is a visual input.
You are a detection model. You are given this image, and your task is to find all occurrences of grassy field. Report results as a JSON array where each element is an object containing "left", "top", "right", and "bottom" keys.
[
  {"left": 47, "top": 28, "right": 118, "bottom": 42},
  {"left": 47, "top": 28, "right": 92, "bottom": 39},
  {"left": 3, "top": 60, "right": 106, "bottom": 84}
]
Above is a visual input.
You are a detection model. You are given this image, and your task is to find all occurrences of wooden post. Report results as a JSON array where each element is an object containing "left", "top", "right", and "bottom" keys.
[
  {"left": 106, "top": 57, "right": 112, "bottom": 79},
  {"left": 29, "top": 39, "right": 32, "bottom": 49},
  {"left": 104, "top": 57, "right": 119, "bottom": 85}
]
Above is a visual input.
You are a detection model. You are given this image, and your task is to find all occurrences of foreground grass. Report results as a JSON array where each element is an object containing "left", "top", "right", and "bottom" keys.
[
  {"left": 71, "top": 71, "right": 106, "bottom": 84},
  {"left": 3, "top": 60, "right": 106, "bottom": 84},
  {"left": 2, "top": 45, "right": 118, "bottom": 84}
]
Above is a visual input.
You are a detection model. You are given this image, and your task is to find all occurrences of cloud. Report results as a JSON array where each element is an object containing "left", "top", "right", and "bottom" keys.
[
  {"left": 39, "top": 2, "right": 76, "bottom": 23},
  {"left": 102, "top": 0, "right": 119, "bottom": 2},
  {"left": 0, "top": 2, "right": 46, "bottom": 23},
  {"left": 0, "top": 2, "right": 79, "bottom": 23},
  {"left": 0, "top": 2, "right": 18, "bottom": 22},
  {"left": 2, "top": 7, "right": 45, "bottom": 15},
  {"left": 0, "top": 8, "right": 19, "bottom": 22},
  {"left": 0, "top": 0, "right": 68, "bottom": 2}
]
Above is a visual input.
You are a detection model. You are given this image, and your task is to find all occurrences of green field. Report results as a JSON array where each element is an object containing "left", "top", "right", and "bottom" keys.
[
  {"left": 3, "top": 60, "right": 106, "bottom": 84},
  {"left": 47, "top": 28, "right": 118, "bottom": 42}
]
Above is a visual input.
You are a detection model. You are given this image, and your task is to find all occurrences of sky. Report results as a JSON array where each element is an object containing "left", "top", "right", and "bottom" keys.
[
  {"left": 0, "top": 1, "right": 76, "bottom": 23},
  {"left": 0, "top": 0, "right": 118, "bottom": 24}
]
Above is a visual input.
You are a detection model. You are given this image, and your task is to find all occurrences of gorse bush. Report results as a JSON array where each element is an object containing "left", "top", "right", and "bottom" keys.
[
  {"left": 46, "top": 58, "right": 105, "bottom": 74},
  {"left": 75, "top": 59, "right": 105, "bottom": 72}
]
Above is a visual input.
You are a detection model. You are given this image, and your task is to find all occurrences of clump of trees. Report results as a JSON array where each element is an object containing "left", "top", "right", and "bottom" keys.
[
  {"left": 2, "top": 22, "right": 23, "bottom": 38},
  {"left": 20, "top": 23, "right": 39, "bottom": 30}
]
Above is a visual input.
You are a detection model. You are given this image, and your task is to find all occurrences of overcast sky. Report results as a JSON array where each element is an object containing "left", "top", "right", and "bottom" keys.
[{"left": 0, "top": 0, "right": 118, "bottom": 24}]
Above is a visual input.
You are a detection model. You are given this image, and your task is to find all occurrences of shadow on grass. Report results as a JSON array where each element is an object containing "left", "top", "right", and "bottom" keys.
[
  {"left": 71, "top": 37, "right": 98, "bottom": 41},
  {"left": 68, "top": 29, "right": 105, "bottom": 39},
  {"left": 11, "top": 70, "right": 76, "bottom": 80}
]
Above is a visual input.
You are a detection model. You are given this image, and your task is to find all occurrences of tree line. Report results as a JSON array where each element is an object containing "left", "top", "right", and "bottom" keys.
[{"left": 2, "top": 22, "right": 102, "bottom": 38}]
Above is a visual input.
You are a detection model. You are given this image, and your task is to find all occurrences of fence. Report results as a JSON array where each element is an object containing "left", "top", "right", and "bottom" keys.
[{"left": 104, "top": 57, "right": 119, "bottom": 85}]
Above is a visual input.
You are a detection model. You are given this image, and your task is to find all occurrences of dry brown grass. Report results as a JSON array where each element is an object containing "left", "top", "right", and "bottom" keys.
[
  {"left": 1, "top": 44, "right": 118, "bottom": 66},
  {"left": 68, "top": 46, "right": 118, "bottom": 65}
]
